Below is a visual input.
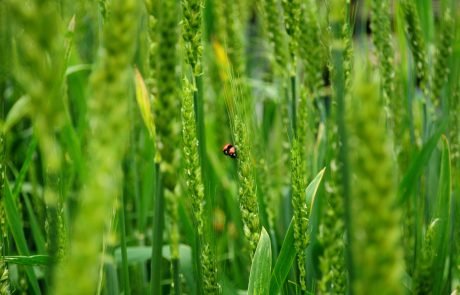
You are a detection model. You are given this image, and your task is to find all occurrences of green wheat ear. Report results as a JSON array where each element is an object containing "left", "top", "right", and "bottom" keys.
[
  {"left": 0, "top": 260, "right": 10, "bottom": 295},
  {"left": 8, "top": 0, "right": 68, "bottom": 281},
  {"left": 348, "top": 64, "right": 405, "bottom": 295},
  {"left": 401, "top": 0, "right": 429, "bottom": 96},
  {"left": 413, "top": 219, "right": 438, "bottom": 294},
  {"left": 282, "top": 0, "right": 301, "bottom": 70},
  {"left": 370, "top": 0, "right": 394, "bottom": 115},
  {"left": 431, "top": 8, "right": 454, "bottom": 112},
  {"left": 52, "top": 0, "right": 139, "bottom": 293},
  {"left": 260, "top": 0, "right": 289, "bottom": 77},
  {"left": 290, "top": 138, "right": 309, "bottom": 292},
  {"left": 318, "top": 93, "right": 347, "bottom": 293},
  {"left": 182, "top": 0, "right": 204, "bottom": 76},
  {"left": 181, "top": 77, "right": 219, "bottom": 293},
  {"left": 233, "top": 115, "right": 261, "bottom": 256},
  {"left": 298, "top": 0, "right": 324, "bottom": 94},
  {"left": 153, "top": 0, "right": 181, "bottom": 265}
]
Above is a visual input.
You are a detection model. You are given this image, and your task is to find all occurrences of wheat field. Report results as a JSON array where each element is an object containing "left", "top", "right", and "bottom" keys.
[{"left": 0, "top": 0, "right": 459, "bottom": 294}]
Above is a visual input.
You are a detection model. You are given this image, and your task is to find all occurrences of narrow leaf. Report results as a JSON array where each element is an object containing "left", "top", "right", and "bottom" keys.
[
  {"left": 65, "top": 64, "right": 92, "bottom": 76},
  {"left": 306, "top": 167, "right": 326, "bottom": 209},
  {"left": 398, "top": 122, "right": 446, "bottom": 204},
  {"left": 270, "top": 219, "right": 295, "bottom": 295},
  {"left": 3, "top": 95, "right": 30, "bottom": 133},
  {"left": 3, "top": 180, "right": 41, "bottom": 294},
  {"left": 248, "top": 227, "right": 272, "bottom": 295},
  {"left": 5, "top": 255, "right": 49, "bottom": 266},
  {"left": 12, "top": 137, "right": 37, "bottom": 199},
  {"left": 432, "top": 135, "right": 452, "bottom": 293},
  {"left": 134, "top": 67, "right": 155, "bottom": 138},
  {"left": 270, "top": 168, "right": 326, "bottom": 294}
]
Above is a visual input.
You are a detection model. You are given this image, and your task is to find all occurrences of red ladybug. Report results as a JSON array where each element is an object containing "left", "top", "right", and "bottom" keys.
[{"left": 222, "top": 143, "right": 237, "bottom": 158}]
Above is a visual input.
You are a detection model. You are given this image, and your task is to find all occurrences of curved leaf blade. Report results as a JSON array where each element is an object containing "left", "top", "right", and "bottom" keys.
[
  {"left": 248, "top": 227, "right": 272, "bottom": 295},
  {"left": 269, "top": 168, "right": 326, "bottom": 295}
]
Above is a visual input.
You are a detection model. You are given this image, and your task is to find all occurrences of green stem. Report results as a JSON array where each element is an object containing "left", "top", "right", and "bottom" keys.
[
  {"left": 151, "top": 163, "right": 164, "bottom": 294},
  {"left": 120, "top": 191, "right": 130, "bottom": 295},
  {"left": 46, "top": 205, "right": 58, "bottom": 288},
  {"left": 291, "top": 75, "right": 297, "bottom": 137},
  {"left": 172, "top": 258, "right": 181, "bottom": 295},
  {"left": 194, "top": 230, "right": 203, "bottom": 295}
]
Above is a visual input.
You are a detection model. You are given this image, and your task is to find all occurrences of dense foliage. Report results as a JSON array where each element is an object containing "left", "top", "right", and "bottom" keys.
[{"left": 0, "top": 0, "right": 459, "bottom": 294}]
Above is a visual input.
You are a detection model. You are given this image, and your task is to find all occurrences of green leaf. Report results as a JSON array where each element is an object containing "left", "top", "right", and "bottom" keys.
[
  {"left": 162, "top": 244, "right": 195, "bottom": 294},
  {"left": 306, "top": 167, "right": 326, "bottom": 209},
  {"left": 114, "top": 244, "right": 195, "bottom": 294},
  {"left": 270, "top": 219, "right": 295, "bottom": 295},
  {"left": 432, "top": 135, "right": 452, "bottom": 293},
  {"left": 3, "top": 95, "right": 30, "bottom": 133},
  {"left": 3, "top": 180, "right": 41, "bottom": 294},
  {"left": 65, "top": 64, "right": 92, "bottom": 76},
  {"left": 23, "top": 194, "right": 46, "bottom": 253},
  {"left": 12, "top": 137, "right": 37, "bottom": 199},
  {"left": 5, "top": 255, "right": 49, "bottom": 266},
  {"left": 397, "top": 121, "right": 446, "bottom": 204},
  {"left": 248, "top": 228, "right": 272, "bottom": 295},
  {"left": 114, "top": 246, "right": 151, "bottom": 264},
  {"left": 269, "top": 168, "right": 326, "bottom": 295},
  {"left": 134, "top": 67, "right": 155, "bottom": 138}
]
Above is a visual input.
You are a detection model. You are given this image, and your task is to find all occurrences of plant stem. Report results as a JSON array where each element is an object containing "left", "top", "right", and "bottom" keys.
[
  {"left": 291, "top": 75, "right": 297, "bottom": 137},
  {"left": 172, "top": 258, "right": 181, "bottom": 295},
  {"left": 120, "top": 191, "right": 130, "bottom": 295},
  {"left": 193, "top": 230, "right": 203, "bottom": 295},
  {"left": 150, "top": 164, "right": 164, "bottom": 294}
]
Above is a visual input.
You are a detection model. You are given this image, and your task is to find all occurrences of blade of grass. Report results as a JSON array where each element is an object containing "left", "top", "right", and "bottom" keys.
[
  {"left": 397, "top": 120, "right": 447, "bottom": 204},
  {"left": 5, "top": 255, "right": 49, "bottom": 266},
  {"left": 162, "top": 244, "right": 194, "bottom": 293},
  {"left": 23, "top": 194, "right": 46, "bottom": 253},
  {"left": 12, "top": 137, "right": 37, "bottom": 199},
  {"left": 270, "top": 218, "right": 295, "bottom": 295},
  {"left": 270, "top": 168, "right": 326, "bottom": 294},
  {"left": 119, "top": 191, "right": 130, "bottom": 295},
  {"left": 65, "top": 64, "right": 92, "bottom": 76},
  {"left": 172, "top": 258, "right": 181, "bottom": 295},
  {"left": 150, "top": 163, "right": 163, "bottom": 294},
  {"left": 433, "top": 135, "right": 452, "bottom": 294},
  {"left": 3, "top": 180, "right": 41, "bottom": 294},
  {"left": 248, "top": 227, "right": 272, "bottom": 295},
  {"left": 104, "top": 262, "right": 120, "bottom": 295},
  {"left": 2, "top": 95, "right": 30, "bottom": 133}
]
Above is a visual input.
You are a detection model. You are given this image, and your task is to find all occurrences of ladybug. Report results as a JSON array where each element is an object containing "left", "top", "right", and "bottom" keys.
[{"left": 222, "top": 143, "right": 237, "bottom": 158}]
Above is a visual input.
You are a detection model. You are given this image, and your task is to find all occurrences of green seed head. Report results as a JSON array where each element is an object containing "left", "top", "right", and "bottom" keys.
[
  {"left": 282, "top": 0, "right": 301, "bottom": 62},
  {"left": 348, "top": 66, "right": 405, "bottom": 295},
  {"left": 154, "top": 0, "right": 181, "bottom": 192},
  {"left": 401, "top": 0, "right": 429, "bottom": 96},
  {"left": 431, "top": 8, "right": 454, "bottom": 110},
  {"left": 53, "top": 0, "right": 139, "bottom": 293},
  {"left": 234, "top": 116, "right": 261, "bottom": 256},
  {"left": 290, "top": 138, "right": 309, "bottom": 291},
  {"left": 261, "top": 0, "right": 289, "bottom": 76},
  {"left": 182, "top": 0, "right": 204, "bottom": 75}
]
